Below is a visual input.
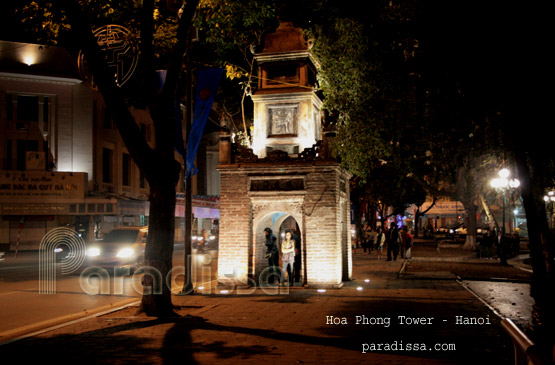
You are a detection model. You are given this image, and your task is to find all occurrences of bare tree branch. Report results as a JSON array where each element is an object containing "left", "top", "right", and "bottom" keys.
[
  {"left": 61, "top": 0, "right": 155, "bottom": 178},
  {"left": 140, "top": 0, "right": 155, "bottom": 100},
  {"left": 160, "top": 0, "right": 199, "bottom": 100}
]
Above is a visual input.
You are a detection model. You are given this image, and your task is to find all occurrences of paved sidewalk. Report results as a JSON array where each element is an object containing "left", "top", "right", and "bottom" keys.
[{"left": 0, "top": 249, "right": 515, "bottom": 364}]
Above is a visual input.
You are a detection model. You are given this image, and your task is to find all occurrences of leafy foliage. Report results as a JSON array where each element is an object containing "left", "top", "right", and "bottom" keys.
[{"left": 309, "top": 17, "right": 391, "bottom": 181}]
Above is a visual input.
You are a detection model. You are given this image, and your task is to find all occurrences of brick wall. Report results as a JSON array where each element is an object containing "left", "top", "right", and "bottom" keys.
[
  {"left": 217, "top": 171, "right": 251, "bottom": 287},
  {"left": 218, "top": 162, "right": 351, "bottom": 289}
]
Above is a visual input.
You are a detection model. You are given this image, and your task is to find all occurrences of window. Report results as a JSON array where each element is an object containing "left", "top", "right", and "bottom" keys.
[
  {"left": 5, "top": 139, "right": 12, "bottom": 170},
  {"left": 102, "top": 148, "right": 113, "bottom": 183},
  {"left": 17, "top": 95, "right": 39, "bottom": 121},
  {"left": 42, "top": 96, "right": 49, "bottom": 132},
  {"left": 122, "top": 153, "right": 130, "bottom": 186},
  {"left": 266, "top": 63, "right": 299, "bottom": 86},
  {"left": 16, "top": 140, "right": 38, "bottom": 171},
  {"left": 6, "top": 94, "right": 55, "bottom": 132},
  {"left": 5, "top": 94, "right": 13, "bottom": 120}
]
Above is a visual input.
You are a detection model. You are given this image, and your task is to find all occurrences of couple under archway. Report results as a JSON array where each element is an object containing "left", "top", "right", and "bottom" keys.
[{"left": 263, "top": 221, "right": 302, "bottom": 286}]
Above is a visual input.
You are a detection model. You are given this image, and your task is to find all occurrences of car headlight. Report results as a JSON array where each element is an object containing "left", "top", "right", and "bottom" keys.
[
  {"left": 116, "top": 248, "right": 135, "bottom": 258},
  {"left": 449, "top": 229, "right": 454, "bottom": 234},
  {"left": 87, "top": 247, "right": 101, "bottom": 257},
  {"left": 54, "top": 247, "right": 64, "bottom": 253}
]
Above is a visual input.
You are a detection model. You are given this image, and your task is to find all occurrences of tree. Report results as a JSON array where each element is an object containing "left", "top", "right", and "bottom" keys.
[
  {"left": 2, "top": 0, "right": 278, "bottom": 316},
  {"left": 193, "top": 0, "right": 277, "bottom": 143},
  {"left": 303, "top": 0, "right": 555, "bottom": 354},
  {"left": 62, "top": 0, "right": 200, "bottom": 316}
]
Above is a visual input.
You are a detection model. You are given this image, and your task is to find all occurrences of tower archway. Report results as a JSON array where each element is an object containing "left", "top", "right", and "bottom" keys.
[{"left": 251, "top": 194, "right": 304, "bottom": 285}]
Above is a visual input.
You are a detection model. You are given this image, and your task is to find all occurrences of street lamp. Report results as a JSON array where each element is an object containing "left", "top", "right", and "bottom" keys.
[{"left": 490, "top": 169, "right": 520, "bottom": 235}]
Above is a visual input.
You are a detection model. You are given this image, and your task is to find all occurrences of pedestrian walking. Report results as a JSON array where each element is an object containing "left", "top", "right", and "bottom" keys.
[
  {"left": 360, "top": 226, "right": 368, "bottom": 254},
  {"left": 363, "top": 224, "right": 374, "bottom": 254},
  {"left": 264, "top": 227, "right": 279, "bottom": 284},
  {"left": 375, "top": 227, "right": 386, "bottom": 260},
  {"left": 386, "top": 223, "right": 401, "bottom": 261},
  {"left": 401, "top": 226, "right": 413, "bottom": 260}
]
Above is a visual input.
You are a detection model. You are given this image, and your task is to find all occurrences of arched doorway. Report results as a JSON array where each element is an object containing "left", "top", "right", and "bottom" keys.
[
  {"left": 252, "top": 208, "right": 304, "bottom": 286},
  {"left": 217, "top": 165, "right": 352, "bottom": 289},
  {"left": 277, "top": 216, "right": 303, "bottom": 286}
]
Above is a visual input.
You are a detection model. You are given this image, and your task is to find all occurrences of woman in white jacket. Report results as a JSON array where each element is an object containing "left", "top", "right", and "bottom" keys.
[{"left": 281, "top": 229, "right": 296, "bottom": 286}]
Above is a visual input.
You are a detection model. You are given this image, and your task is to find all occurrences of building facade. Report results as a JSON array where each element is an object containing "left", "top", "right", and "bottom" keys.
[{"left": 0, "top": 40, "right": 220, "bottom": 251}]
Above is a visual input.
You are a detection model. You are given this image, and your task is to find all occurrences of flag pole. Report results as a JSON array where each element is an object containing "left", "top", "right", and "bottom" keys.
[{"left": 181, "top": 37, "right": 194, "bottom": 295}]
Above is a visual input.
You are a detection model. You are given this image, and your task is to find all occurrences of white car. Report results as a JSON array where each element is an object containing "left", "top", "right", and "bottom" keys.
[{"left": 84, "top": 226, "right": 148, "bottom": 274}]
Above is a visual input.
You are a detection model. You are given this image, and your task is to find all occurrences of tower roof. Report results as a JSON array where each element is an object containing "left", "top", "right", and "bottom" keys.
[{"left": 259, "top": 22, "right": 312, "bottom": 55}]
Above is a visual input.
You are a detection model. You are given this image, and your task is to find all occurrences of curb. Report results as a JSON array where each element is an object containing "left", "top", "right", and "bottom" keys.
[
  {"left": 508, "top": 255, "right": 533, "bottom": 273},
  {"left": 457, "top": 279, "right": 503, "bottom": 319},
  {"left": 409, "top": 254, "right": 477, "bottom": 262},
  {"left": 0, "top": 298, "right": 140, "bottom": 345}
]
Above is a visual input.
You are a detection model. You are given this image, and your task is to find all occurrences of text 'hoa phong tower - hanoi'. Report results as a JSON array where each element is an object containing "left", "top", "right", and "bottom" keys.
[{"left": 217, "top": 21, "right": 352, "bottom": 290}]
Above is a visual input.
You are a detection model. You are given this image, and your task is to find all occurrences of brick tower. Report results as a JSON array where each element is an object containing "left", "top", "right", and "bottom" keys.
[{"left": 217, "top": 22, "right": 352, "bottom": 289}]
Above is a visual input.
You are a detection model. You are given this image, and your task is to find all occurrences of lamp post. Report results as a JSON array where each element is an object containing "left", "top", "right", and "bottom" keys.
[{"left": 490, "top": 168, "right": 520, "bottom": 235}]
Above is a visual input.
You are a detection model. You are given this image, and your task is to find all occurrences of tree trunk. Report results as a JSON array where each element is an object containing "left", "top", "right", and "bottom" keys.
[
  {"left": 139, "top": 173, "right": 180, "bottom": 316},
  {"left": 354, "top": 202, "right": 364, "bottom": 245},
  {"left": 463, "top": 201, "right": 477, "bottom": 251},
  {"left": 62, "top": 0, "right": 200, "bottom": 317},
  {"left": 513, "top": 150, "right": 555, "bottom": 351},
  {"left": 368, "top": 202, "right": 377, "bottom": 230}
]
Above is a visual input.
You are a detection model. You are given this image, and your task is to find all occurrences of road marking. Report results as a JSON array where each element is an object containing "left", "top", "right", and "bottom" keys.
[{"left": 0, "top": 288, "right": 36, "bottom": 296}]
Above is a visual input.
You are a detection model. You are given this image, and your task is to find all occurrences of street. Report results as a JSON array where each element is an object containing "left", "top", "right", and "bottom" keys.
[
  {"left": 0, "top": 247, "right": 521, "bottom": 364},
  {"left": 0, "top": 244, "right": 217, "bottom": 340}
]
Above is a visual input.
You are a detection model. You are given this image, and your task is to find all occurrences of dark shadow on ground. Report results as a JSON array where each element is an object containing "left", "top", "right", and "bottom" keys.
[{"left": 0, "top": 319, "right": 164, "bottom": 363}]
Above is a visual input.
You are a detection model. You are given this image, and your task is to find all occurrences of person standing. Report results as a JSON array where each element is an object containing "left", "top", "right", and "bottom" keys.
[
  {"left": 496, "top": 230, "right": 509, "bottom": 266},
  {"left": 401, "top": 226, "right": 413, "bottom": 260},
  {"left": 264, "top": 227, "right": 279, "bottom": 285},
  {"left": 483, "top": 230, "right": 494, "bottom": 258},
  {"left": 387, "top": 223, "right": 401, "bottom": 261},
  {"left": 511, "top": 231, "right": 520, "bottom": 258},
  {"left": 363, "top": 224, "right": 374, "bottom": 254},
  {"left": 281, "top": 229, "right": 296, "bottom": 286},
  {"left": 197, "top": 229, "right": 210, "bottom": 251},
  {"left": 375, "top": 227, "right": 386, "bottom": 260},
  {"left": 361, "top": 225, "right": 368, "bottom": 254},
  {"left": 368, "top": 227, "right": 378, "bottom": 255}
]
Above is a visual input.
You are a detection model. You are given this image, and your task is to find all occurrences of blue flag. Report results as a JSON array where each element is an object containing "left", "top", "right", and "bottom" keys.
[{"left": 185, "top": 68, "right": 224, "bottom": 178}]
